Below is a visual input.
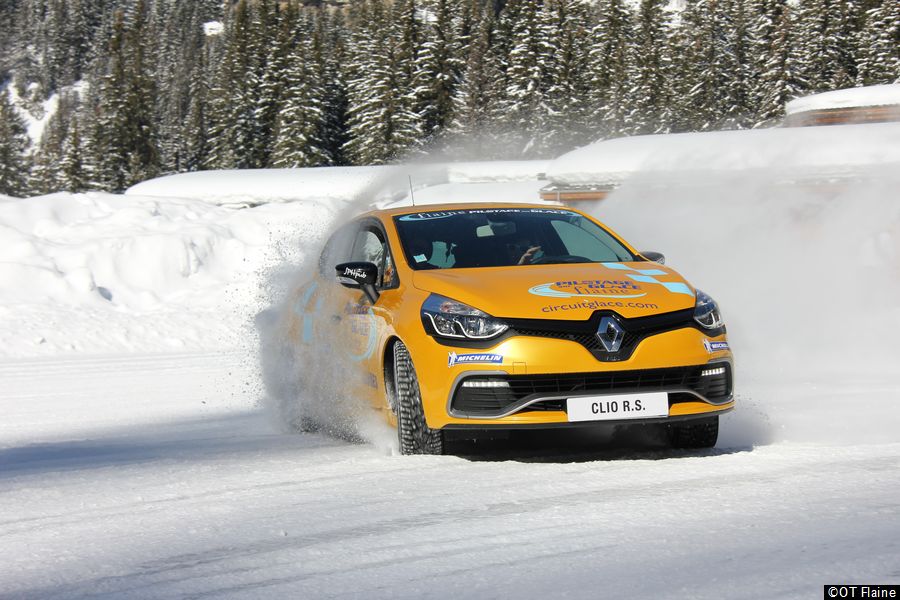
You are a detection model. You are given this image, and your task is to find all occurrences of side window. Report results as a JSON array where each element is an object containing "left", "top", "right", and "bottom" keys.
[
  {"left": 351, "top": 229, "right": 384, "bottom": 265},
  {"left": 349, "top": 226, "right": 398, "bottom": 289},
  {"left": 551, "top": 219, "right": 621, "bottom": 262},
  {"left": 318, "top": 224, "right": 355, "bottom": 276}
]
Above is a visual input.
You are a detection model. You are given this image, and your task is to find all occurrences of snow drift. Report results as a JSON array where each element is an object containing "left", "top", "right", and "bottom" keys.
[{"left": 0, "top": 192, "right": 337, "bottom": 356}]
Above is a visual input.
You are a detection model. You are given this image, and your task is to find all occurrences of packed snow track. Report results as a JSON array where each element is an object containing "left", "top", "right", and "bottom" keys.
[{"left": 1, "top": 353, "right": 898, "bottom": 599}]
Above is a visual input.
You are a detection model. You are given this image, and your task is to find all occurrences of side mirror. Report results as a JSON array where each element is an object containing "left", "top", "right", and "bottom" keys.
[
  {"left": 335, "top": 262, "right": 379, "bottom": 303},
  {"left": 641, "top": 251, "right": 665, "bottom": 264}
]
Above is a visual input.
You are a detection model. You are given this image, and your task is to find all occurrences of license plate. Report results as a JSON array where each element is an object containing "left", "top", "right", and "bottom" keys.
[{"left": 567, "top": 392, "right": 669, "bottom": 422}]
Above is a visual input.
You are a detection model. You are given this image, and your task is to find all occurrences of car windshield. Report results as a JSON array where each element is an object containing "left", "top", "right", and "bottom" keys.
[{"left": 393, "top": 208, "right": 635, "bottom": 270}]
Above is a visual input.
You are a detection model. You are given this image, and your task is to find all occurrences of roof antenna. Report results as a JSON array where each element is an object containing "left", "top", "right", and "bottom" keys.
[{"left": 408, "top": 175, "right": 416, "bottom": 207}]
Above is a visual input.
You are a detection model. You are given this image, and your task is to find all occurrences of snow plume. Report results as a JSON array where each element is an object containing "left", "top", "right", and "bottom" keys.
[
  {"left": 254, "top": 170, "right": 409, "bottom": 452},
  {"left": 591, "top": 168, "right": 900, "bottom": 447}
]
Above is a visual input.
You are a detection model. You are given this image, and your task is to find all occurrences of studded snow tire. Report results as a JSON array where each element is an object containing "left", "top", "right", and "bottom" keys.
[{"left": 393, "top": 341, "right": 444, "bottom": 455}]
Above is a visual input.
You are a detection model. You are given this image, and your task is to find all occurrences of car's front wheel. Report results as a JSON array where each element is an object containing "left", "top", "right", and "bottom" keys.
[
  {"left": 667, "top": 416, "right": 719, "bottom": 449},
  {"left": 393, "top": 341, "right": 444, "bottom": 455}
]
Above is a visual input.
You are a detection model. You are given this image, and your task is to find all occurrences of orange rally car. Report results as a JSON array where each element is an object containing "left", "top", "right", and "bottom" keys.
[{"left": 288, "top": 203, "right": 733, "bottom": 454}]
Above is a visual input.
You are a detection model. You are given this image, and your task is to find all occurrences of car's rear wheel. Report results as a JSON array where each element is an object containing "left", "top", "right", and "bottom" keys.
[
  {"left": 667, "top": 416, "right": 719, "bottom": 449},
  {"left": 393, "top": 341, "right": 444, "bottom": 455}
]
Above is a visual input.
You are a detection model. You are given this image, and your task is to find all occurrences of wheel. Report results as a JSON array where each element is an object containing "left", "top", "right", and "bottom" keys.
[
  {"left": 667, "top": 416, "right": 719, "bottom": 449},
  {"left": 393, "top": 341, "right": 444, "bottom": 455}
]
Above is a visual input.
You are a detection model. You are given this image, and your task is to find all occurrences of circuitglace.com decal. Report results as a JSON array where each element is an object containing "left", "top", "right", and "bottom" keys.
[
  {"left": 448, "top": 352, "right": 503, "bottom": 367},
  {"left": 542, "top": 299, "right": 659, "bottom": 313},
  {"left": 703, "top": 339, "right": 730, "bottom": 353}
]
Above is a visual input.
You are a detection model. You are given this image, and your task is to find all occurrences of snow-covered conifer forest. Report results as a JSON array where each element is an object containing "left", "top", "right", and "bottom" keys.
[{"left": 1, "top": 0, "right": 898, "bottom": 196}]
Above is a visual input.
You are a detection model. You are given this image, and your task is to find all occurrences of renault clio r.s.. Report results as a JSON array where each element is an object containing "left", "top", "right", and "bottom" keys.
[{"left": 288, "top": 203, "right": 733, "bottom": 454}]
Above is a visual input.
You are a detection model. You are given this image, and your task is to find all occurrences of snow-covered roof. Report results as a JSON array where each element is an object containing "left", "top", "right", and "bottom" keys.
[
  {"left": 786, "top": 84, "right": 900, "bottom": 115},
  {"left": 444, "top": 161, "right": 548, "bottom": 183},
  {"left": 380, "top": 180, "right": 556, "bottom": 209},
  {"left": 546, "top": 122, "right": 900, "bottom": 188},
  {"left": 126, "top": 161, "right": 548, "bottom": 207},
  {"left": 126, "top": 167, "right": 399, "bottom": 206}
]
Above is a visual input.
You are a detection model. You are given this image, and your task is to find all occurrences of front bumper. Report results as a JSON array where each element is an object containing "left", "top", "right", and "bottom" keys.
[
  {"left": 413, "top": 324, "right": 734, "bottom": 429},
  {"left": 449, "top": 361, "right": 733, "bottom": 419}
]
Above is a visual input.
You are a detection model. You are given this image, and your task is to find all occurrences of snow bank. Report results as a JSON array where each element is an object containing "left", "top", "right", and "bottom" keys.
[
  {"left": 4, "top": 163, "right": 552, "bottom": 357},
  {"left": 548, "top": 122, "right": 900, "bottom": 187},
  {"left": 786, "top": 84, "right": 900, "bottom": 115},
  {"left": 0, "top": 192, "right": 338, "bottom": 356}
]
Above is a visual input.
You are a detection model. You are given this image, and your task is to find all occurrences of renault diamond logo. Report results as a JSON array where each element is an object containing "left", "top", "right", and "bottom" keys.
[{"left": 596, "top": 316, "right": 625, "bottom": 353}]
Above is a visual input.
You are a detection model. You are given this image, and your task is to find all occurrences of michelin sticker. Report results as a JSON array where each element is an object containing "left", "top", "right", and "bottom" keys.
[
  {"left": 703, "top": 339, "right": 730, "bottom": 353},
  {"left": 448, "top": 352, "right": 503, "bottom": 367}
]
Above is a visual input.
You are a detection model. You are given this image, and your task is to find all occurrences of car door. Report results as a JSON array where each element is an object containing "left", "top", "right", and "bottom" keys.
[{"left": 321, "top": 219, "right": 399, "bottom": 407}]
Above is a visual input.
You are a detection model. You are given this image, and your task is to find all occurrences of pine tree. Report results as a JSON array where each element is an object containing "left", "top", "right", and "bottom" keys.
[
  {"left": 754, "top": 0, "right": 805, "bottom": 125},
  {"left": 413, "top": 0, "right": 464, "bottom": 142},
  {"left": 856, "top": 0, "right": 900, "bottom": 85},
  {"left": 270, "top": 11, "right": 331, "bottom": 168},
  {"left": 588, "top": 0, "right": 634, "bottom": 138},
  {"left": 627, "top": 0, "right": 672, "bottom": 134},
  {"left": 250, "top": 0, "right": 282, "bottom": 167},
  {"left": 88, "top": 2, "right": 160, "bottom": 191},
  {"left": 499, "top": 0, "right": 552, "bottom": 156},
  {"left": 60, "top": 115, "right": 87, "bottom": 191},
  {"left": 445, "top": 5, "right": 506, "bottom": 158},
  {"left": 206, "top": 0, "right": 260, "bottom": 169},
  {"left": 31, "top": 90, "right": 79, "bottom": 193},
  {"left": 795, "top": 0, "right": 862, "bottom": 93},
  {"left": 154, "top": 1, "right": 207, "bottom": 174},
  {"left": 541, "top": 0, "right": 593, "bottom": 150},
  {"left": 318, "top": 8, "right": 349, "bottom": 166},
  {"left": 343, "top": 0, "right": 423, "bottom": 165},
  {"left": 0, "top": 85, "right": 31, "bottom": 197},
  {"left": 668, "top": 0, "right": 754, "bottom": 131}
]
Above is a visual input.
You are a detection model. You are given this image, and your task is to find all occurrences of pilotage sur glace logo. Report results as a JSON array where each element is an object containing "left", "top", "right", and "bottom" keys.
[{"left": 529, "top": 264, "right": 700, "bottom": 313}]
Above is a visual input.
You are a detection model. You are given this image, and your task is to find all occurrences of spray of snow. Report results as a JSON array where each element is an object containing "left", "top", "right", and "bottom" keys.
[
  {"left": 591, "top": 168, "right": 900, "bottom": 447},
  {"left": 253, "top": 169, "right": 409, "bottom": 452}
]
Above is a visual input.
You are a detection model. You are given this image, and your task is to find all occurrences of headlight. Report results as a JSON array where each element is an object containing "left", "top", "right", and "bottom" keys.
[
  {"left": 693, "top": 289, "right": 725, "bottom": 329},
  {"left": 421, "top": 294, "right": 508, "bottom": 339}
]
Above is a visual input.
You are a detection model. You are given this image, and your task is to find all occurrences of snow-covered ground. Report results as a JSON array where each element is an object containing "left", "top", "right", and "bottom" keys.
[
  {"left": 3, "top": 353, "right": 898, "bottom": 599},
  {"left": 1, "top": 142, "right": 899, "bottom": 597}
]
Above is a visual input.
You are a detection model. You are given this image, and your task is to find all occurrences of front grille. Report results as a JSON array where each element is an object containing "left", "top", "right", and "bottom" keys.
[
  {"left": 506, "top": 309, "right": 712, "bottom": 362},
  {"left": 451, "top": 363, "right": 732, "bottom": 417}
]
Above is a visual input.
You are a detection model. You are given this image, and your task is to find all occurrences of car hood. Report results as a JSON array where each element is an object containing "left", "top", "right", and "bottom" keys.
[{"left": 411, "top": 262, "right": 697, "bottom": 320}]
